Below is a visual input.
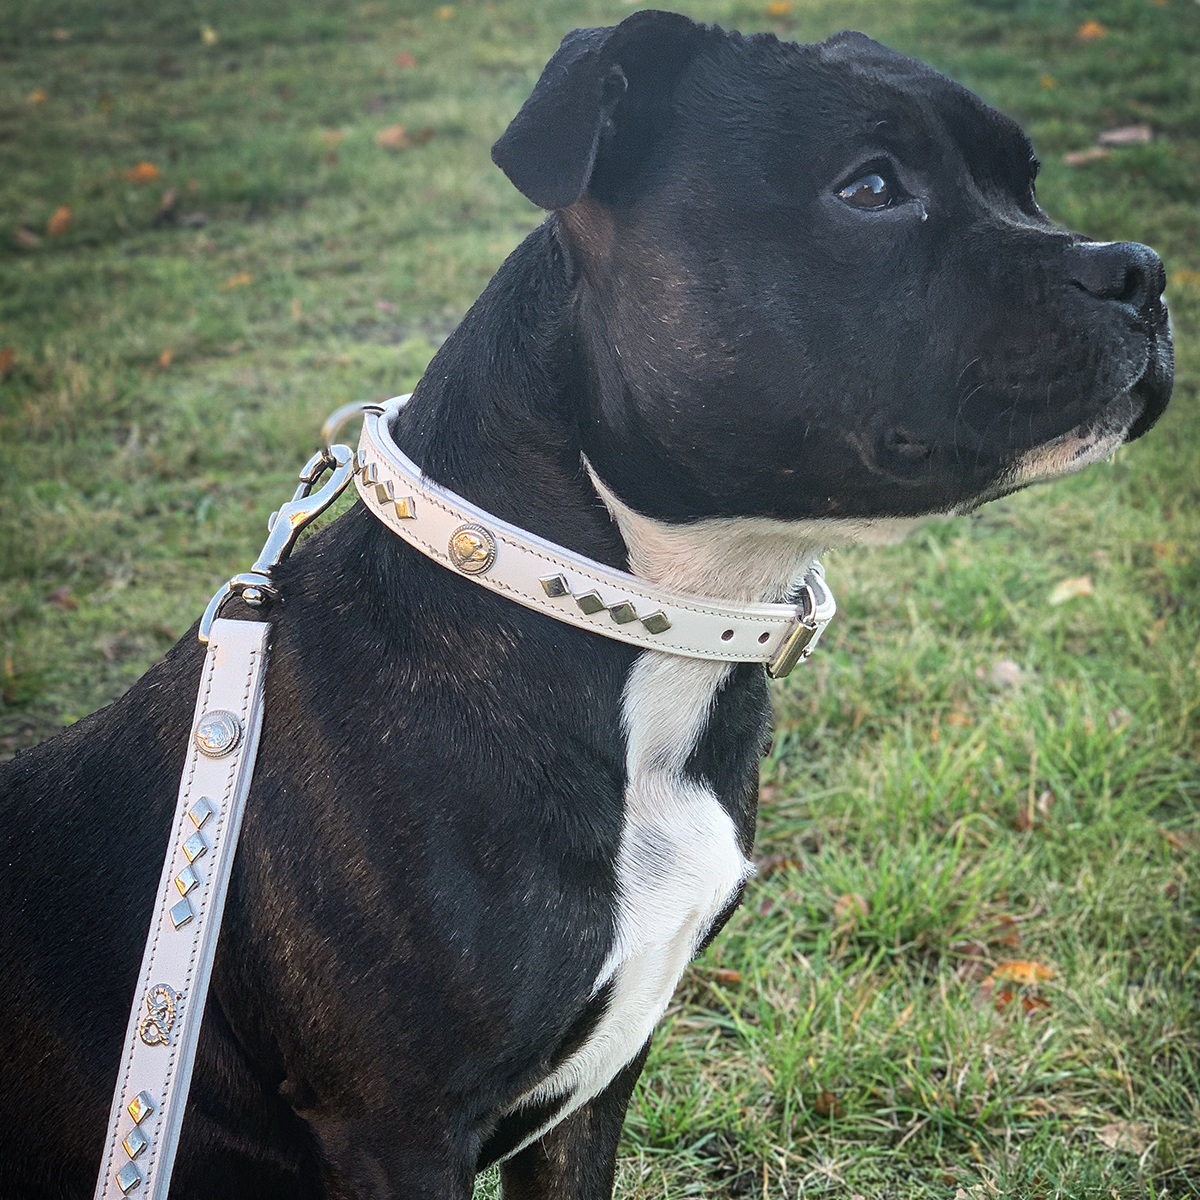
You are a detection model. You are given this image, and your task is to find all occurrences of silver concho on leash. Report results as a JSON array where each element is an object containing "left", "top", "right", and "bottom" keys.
[
  {"left": 194, "top": 710, "right": 243, "bottom": 758},
  {"left": 137, "top": 984, "right": 179, "bottom": 1047},
  {"left": 448, "top": 523, "right": 497, "bottom": 574}
]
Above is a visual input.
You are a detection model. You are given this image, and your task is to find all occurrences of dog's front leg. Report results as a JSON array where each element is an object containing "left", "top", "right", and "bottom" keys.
[{"left": 499, "top": 1043, "right": 650, "bottom": 1200}]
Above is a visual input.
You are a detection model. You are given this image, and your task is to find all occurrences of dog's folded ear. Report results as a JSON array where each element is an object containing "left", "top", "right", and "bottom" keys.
[{"left": 491, "top": 10, "right": 706, "bottom": 210}]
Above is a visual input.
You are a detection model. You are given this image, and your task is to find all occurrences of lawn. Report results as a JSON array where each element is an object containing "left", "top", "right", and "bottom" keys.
[{"left": 1, "top": 0, "right": 1197, "bottom": 1196}]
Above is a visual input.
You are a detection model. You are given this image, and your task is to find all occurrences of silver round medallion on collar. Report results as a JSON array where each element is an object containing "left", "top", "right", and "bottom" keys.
[
  {"left": 194, "top": 710, "right": 243, "bottom": 758},
  {"left": 448, "top": 523, "right": 497, "bottom": 575}
]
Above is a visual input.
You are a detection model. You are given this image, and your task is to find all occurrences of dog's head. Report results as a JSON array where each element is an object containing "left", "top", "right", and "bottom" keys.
[{"left": 493, "top": 11, "right": 1172, "bottom": 526}]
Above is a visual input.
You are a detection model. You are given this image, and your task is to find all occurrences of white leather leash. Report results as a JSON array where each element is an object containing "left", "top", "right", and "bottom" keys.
[
  {"left": 356, "top": 397, "right": 835, "bottom": 677},
  {"left": 96, "top": 399, "right": 836, "bottom": 1197},
  {"left": 93, "top": 446, "right": 359, "bottom": 1200},
  {"left": 93, "top": 618, "right": 268, "bottom": 1200}
]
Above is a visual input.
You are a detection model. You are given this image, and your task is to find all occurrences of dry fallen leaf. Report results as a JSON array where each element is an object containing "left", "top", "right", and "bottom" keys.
[
  {"left": 946, "top": 710, "right": 972, "bottom": 727},
  {"left": 1173, "top": 269, "right": 1200, "bottom": 287},
  {"left": 395, "top": 52, "right": 417, "bottom": 68},
  {"left": 1096, "top": 1120, "right": 1151, "bottom": 1155},
  {"left": 201, "top": 24, "right": 218, "bottom": 45},
  {"left": 1049, "top": 575, "right": 1093, "bottom": 605},
  {"left": 45, "top": 206, "right": 71, "bottom": 236},
  {"left": 157, "top": 348, "right": 174, "bottom": 369},
  {"left": 1077, "top": 19, "right": 1108, "bottom": 40},
  {"left": 712, "top": 968, "right": 743, "bottom": 985},
  {"left": 435, "top": 4, "right": 455, "bottom": 17},
  {"left": 375, "top": 124, "right": 411, "bottom": 150},
  {"left": 755, "top": 852, "right": 802, "bottom": 879},
  {"left": 991, "top": 960, "right": 1054, "bottom": 985},
  {"left": 0, "top": 348, "right": 14, "bottom": 378},
  {"left": 1064, "top": 147, "right": 1112, "bottom": 167},
  {"left": 220, "top": 271, "right": 253, "bottom": 290},
  {"left": 765, "top": 0, "right": 792, "bottom": 15},
  {"left": 27, "top": 88, "right": 48, "bottom": 104},
  {"left": 833, "top": 892, "right": 869, "bottom": 927},
  {"left": 124, "top": 161, "right": 161, "bottom": 184},
  {"left": 47, "top": 586, "right": 77, "bottom": 611},
  {"left": 814, "top": 1089, "right": 845, "bottom": 1118},
  {"left": 1098, "top": 124, "right": 1153, "bottom": 146},
  {"left": 1039, "top": 75, "right": 1057, "bottom": 89}
]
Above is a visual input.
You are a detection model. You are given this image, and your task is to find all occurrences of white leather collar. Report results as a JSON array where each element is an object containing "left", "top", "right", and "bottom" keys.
[{"left": 355, "top": 397, "right": 835, "bottom": 677}]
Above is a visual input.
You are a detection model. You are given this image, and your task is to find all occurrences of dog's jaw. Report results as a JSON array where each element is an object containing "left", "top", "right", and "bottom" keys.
[{"left": 585, "top": 459, "right": 935, "bottom": 602}]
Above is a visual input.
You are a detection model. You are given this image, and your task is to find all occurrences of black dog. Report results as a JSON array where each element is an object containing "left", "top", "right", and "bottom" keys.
[{"left": 0, "top": 10, "right": 1171, "bottom": 1199}]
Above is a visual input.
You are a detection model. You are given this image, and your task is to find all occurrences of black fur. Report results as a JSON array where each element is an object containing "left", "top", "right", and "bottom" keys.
[{"left": 0, "top": 10, "right": 1170, "bottom": 1198}]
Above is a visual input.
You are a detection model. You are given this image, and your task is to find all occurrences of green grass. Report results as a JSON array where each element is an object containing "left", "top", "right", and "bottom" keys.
[{"left": 2, "top": 0, "right": 1198, "bottom": 1196}]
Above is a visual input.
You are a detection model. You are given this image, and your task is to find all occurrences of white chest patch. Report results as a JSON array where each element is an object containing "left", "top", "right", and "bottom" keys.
[{"left": 505, "top": 651, "right": 749, "bottom": 1153}]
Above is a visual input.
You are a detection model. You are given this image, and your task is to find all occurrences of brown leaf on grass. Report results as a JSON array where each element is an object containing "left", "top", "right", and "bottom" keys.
[
  {"left": 1039, "top": 75, "right": 1057, "bottom": 89},
  {"left": 765, "top": 1, "right": 792, "bottom": 16},
  {"left": 1077, "top": 19, "right": 1108, "bottom": 39},
  {"left": 712, "top": 968, "right": 743, "bottom": 985},
  {"left": 1064, "top": 147, "right": 1112, "bottom": 167},
  {"left": 833, "top": 892, "right": 869, "bottom": 927},
  {"left": 319, "top": 129, "right": 345, "bottom": 147},
  {"left": 1049, "top": 575, "right": 1093, "bottom": 605},
  {"left": 1173, "top": 269, "right": 1200, "bottom": 287},
  {"left": 220, "top": 271, "right": 253, "bottom": 290},
  {"left": 755, "top": 852, "right": 802, "bottom": 879},
  {"left": 991, "top": 960, "right": 1054, "bottom": 984},
  {"left": 47, "top": 586, "right": 77, "bottom": 611},
  {"left": 991, "top": 915, "right": 1021, "bottom": 949},
  {"left": 1098, "top": 124, "right": 1153, "bottom": 146},
  {"left": 46, "top": 206, "right": 72, "bottom": 236},
  {"left": 0, "top": 348, "right": 14, "bottom": 378},
  {"left": 410, "top": 127, "right": 435, "bottom": 146},
  {"left": 813, "top": 1089, "right": 844, "bottom": 1118},
  {"left": 1096, "top": 1121, "right": 1151, "bottom": 1155},
  {"left": 1021, "top": 993, "right": 1052, "bottom": 1014},
  {"left": 375, "top": 124, "right": 411, "bottom": 149},
  {"left": 27, "top": 88, "right": 48, "bottom": 104},
  {"left": 124, "top": 161, "right": 161, "bottom": 184},
  {"left": 435, "top": 5, "right": 455, "bottom": 17},
  {"left": 395, "top": 52, "right": 417, "bottom": 68},
  {"left": 157, "top": 348, "right": 174, "bottom": 369},
  {"left": 946, "top": 710, "right": 973, "bottom": 727}
]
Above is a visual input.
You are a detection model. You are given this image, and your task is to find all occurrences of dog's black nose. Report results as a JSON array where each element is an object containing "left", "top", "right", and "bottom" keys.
[{"left": 1070, "top": 240, "right": 1166, "bottom": 313}]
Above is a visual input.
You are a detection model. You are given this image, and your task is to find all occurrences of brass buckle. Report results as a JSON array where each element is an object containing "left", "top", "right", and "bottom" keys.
[{"left": 765, "top": 584, "right": 819, "bottom": 679}]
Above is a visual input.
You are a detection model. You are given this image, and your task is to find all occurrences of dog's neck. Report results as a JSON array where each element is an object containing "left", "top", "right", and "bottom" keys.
[{"left": 382, "top": 221, "right": 917, "bottom": 607}]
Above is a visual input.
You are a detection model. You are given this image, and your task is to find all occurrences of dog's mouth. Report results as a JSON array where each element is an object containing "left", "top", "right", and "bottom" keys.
[{"left": 958, "top": 361, "right": 1169, "bottom": 513}]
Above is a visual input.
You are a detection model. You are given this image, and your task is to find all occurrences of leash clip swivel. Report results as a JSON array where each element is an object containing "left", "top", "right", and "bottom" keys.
[{"left": 198, "top": 440, "right": 358, "bottom": 643}]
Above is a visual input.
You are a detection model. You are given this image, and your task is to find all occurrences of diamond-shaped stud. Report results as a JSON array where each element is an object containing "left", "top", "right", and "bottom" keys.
[
  {"left": 540, "top": 574, "right": 569, "bottom": 599},
  {"left": 575, "top": 591, "right": 605, "bottom": 615},
  {"left": 174, "top": 864, "right": 201, "bottom": 896},
  {"left": 182, "top": 831, "right": 208, "bottom": 863},
  {"left": 641, "top": 611, "right": 672, "bottom": 635},
  {"left": 116, "top": 1162, "right": 142, "bottom": 1193},
  {"left": 122, "top": 1125, "right": 148, "bottom": 1159},
  {"left": 393, "top": 496, "right": 417, "bottom": 520},
  {"left": 359, "top": 461, "right": 379, "bottom": 487},
  {"left": 609, "top": 602, "right": 638, "bottom": 625},
  {"left": 170, "top": 897, "right": 194, "bottom": 929},
  {"left": 373, "top": 479, "right": 394, "bottom": 505},
  {"left": 127, "top": 1091, "right": 155, "bottom": 1124},
  {"left": 188, "top": 797, "right": 215, "bottom": 829}
]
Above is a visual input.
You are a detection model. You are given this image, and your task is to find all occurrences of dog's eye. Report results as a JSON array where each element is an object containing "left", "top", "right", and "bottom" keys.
[{"left": 837, "top": 173, "right": 894, "bottom": 209}]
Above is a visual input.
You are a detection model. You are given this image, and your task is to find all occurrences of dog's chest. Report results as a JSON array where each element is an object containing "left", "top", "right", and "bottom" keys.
[{"left": 508, "top": 652, "right": 750, "bottom": 1149}]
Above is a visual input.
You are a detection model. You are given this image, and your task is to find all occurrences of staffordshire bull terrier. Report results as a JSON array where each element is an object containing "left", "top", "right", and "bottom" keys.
[{"left": 0, "top": 10, "right": 1171, "bottom": 1199}]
